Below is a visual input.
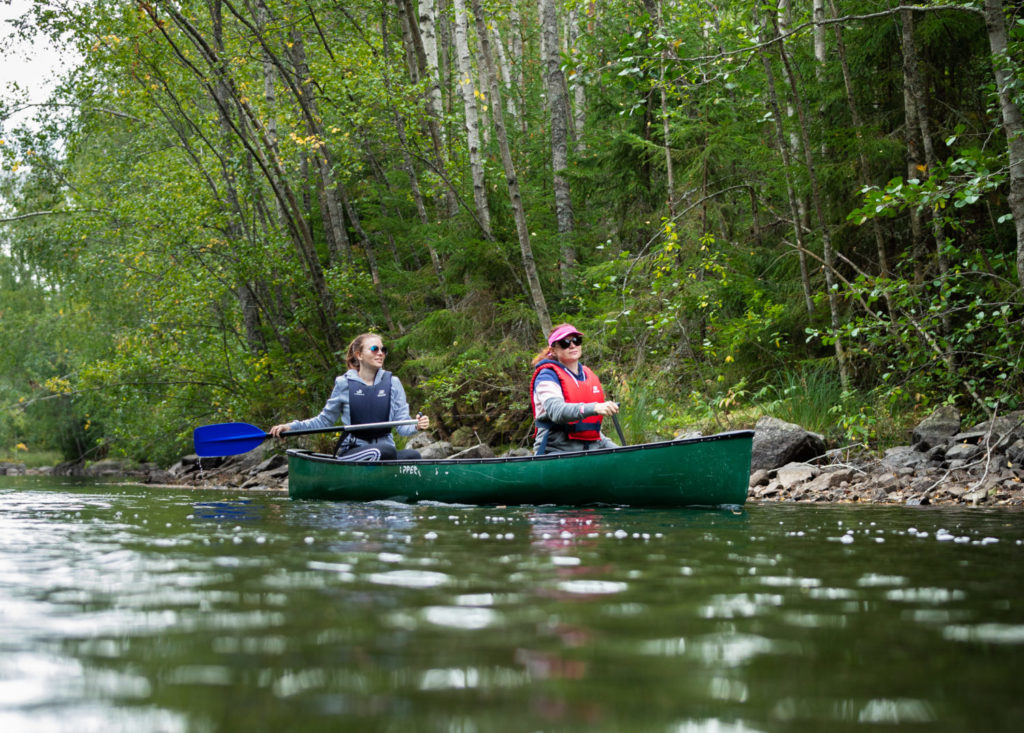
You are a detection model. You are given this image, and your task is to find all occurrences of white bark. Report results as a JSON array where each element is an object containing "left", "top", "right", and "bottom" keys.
[
  {"left": 566, "top": 6, "right": 586, "bottom": 149},
  {"left": 470, "top": 0, "right": 552, "bottom": 333},
  {"left": 491, "top": 25, "right": 517, "bottom": 119},
  {"left": 540, "top": 0, "right": 575, "bottom": 280},
  {"left": 452, "top": 0, "right": 492, "bottom": 237},
  {"left": 418, "top": 0, "right": 444, "bottom": 123}
]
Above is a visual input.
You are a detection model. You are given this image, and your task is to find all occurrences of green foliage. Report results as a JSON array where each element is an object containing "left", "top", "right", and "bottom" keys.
[{"left": 843, "top": 124, "right": 1023, "bottom": 425}]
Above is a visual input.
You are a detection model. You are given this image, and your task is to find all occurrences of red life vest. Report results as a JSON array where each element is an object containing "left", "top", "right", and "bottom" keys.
[{"left": 530, "top": 359, "right": 606, "bottom": 441}]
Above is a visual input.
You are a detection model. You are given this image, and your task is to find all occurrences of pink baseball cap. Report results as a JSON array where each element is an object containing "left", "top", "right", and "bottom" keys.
[{"left": 547, "top": 324, "right": 583, "bottom": 346}]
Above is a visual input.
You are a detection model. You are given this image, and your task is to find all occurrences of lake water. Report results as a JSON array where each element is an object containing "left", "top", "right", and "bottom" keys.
[{"left": 2, "top": 475, "right": 1023, "bottom": 732}]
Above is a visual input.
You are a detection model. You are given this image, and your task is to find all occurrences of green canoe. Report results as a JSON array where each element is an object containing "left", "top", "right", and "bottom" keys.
[{"left": 286, "top": 429, "right": 753, "bottom": 507}]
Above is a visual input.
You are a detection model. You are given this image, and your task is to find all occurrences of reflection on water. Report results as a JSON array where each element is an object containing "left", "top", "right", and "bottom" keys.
[{"left": 1, "top": 479, "right": 1023, "bottom": 731}]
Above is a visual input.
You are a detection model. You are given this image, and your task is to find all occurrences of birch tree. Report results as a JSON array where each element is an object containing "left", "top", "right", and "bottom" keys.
[
  {"left": 452, "top": 0, "right": 493, "bottom": 238},
  {"left": 771, "top": 10, "right": 850, "bottom": 389},
  {"left": 899, "top": 8, "right": 928, "bottom": 285},
  {"left": 756, "top": 19, "right": 814, "bottom": 318},
  {"left": 470, "top": 0, "right": 552, "bottom": 333},
  {"left": 565, "top": 4, "right": 587, "bottom": 149},
  {"left": 539, "top": 0, "right": 575, "bottom": 281}
]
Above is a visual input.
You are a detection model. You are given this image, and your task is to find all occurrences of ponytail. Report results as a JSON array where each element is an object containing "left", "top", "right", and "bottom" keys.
[
  {"left": 346, "top": 332, "right": 378, "bottom": 369},
  {"left": 531, "top": 347, "right": 554, "bottom": 367}
]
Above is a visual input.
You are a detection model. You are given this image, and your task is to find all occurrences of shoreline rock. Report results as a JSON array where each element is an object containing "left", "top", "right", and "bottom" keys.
[{"left": 747, "top": 409, "right": 1024, "bottom": 506}]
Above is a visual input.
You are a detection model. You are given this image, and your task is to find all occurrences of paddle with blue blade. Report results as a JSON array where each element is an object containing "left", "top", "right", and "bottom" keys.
[{"left": 193, "top": 419, "right": 418, "bottom": 457}]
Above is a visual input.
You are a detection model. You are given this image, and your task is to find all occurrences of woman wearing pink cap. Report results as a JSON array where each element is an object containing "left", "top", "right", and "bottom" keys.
[{"left": 529, "top": 323, "right": 620, "bottom": 455}]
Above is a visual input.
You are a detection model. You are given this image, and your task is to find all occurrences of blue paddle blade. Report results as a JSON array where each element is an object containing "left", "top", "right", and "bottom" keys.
[{"left": 193, "top": 422, "right": 268, "bottom": 457}]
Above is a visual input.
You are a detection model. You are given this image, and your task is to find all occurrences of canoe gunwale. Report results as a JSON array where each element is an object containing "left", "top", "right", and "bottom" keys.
[{"left": 285, "top": 429, "right": 755, "bottom": 467}]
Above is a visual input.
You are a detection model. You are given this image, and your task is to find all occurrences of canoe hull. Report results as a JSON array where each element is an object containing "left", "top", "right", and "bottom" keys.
[{"left": 286, "top": 430, "right": 753, "bottom": 507}]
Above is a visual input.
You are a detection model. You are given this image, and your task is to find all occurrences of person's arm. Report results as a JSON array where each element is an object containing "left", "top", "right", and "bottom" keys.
[
  {"left": 541, "top": 392, "right": 601, "bottom": 424},
  {"left": 536, "top": 375, "right": 618, "bottom": 424},
  {"left": 390, "top": 377, "right": 425, "bottom": 436},
  {"left": 272, "top": 377, "right": 348, "bottom": 436}
]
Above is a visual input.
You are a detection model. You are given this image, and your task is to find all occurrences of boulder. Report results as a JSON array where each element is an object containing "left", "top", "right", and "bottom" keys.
[
  {"left": 0, "top": 462, "right": 27, "bottom": 476},
  {"left": 144, "top": 468, "right": 175, "bottom": 484},
  {"left": 250, "top": 454, "right": 287, "bottom": 475},
  {"left": 952, "top": 411, "right": 1024, "bottom": 448},
  {"left": 1007, "top": 439, "right": 1024, "bottom": 467},
  {"left": 85, "top": 458, "right": 131, "bottom": 477},
  {"left": 816, "top": 467, "right": 857, "bottom": 488},
  {"left": 911, "top": 406, "right": 961, "bottom": 450},
  {"left": 418, "top": 441, "right": 454, "bottom": 459},
  {"left": 945, "top": 442, "right": 983, "bottom": 463},
  {"left": 880, "top": 446, "right": 929, "bottom": 471},
  {"left": 448, "top": 444, "right": 496, "bottom": 459},
  {"left": 750, "top": 417, "right": 826, "bottom": 472},
  {"left": 776, "top": 462, "right": 818, "bottom": 489},
  {"left": 53, "top": 460, "right": 85, "bottom": 476},
  {"left": 405, "top": 431, "right": 436, "bottom": 450},
  {"left": 227, "top": 442, "right": 274, "bottom": 473},
  {"left": 502, "top": 448, "right": 534, "bottom": 458},
  {"left": 748, "top": 468, "right": 771, "bottom": 487},
  {"left": 448, "top": 427, "right": 477, "bottom": 449},
  {"left": 169, "top": 454, "right": 224, "bottom": 477}
]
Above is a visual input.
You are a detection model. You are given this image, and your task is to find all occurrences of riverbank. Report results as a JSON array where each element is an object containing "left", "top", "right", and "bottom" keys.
[
  {"left": 4, "top": 408, "right": 1022, "bottom": 506},
  {"left": 744, "top": 408, "right": 1023, "bottom": 506}
]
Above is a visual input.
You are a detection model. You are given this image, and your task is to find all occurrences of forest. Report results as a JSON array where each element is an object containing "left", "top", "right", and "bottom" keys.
[{"left": 0, "top": 0, "right": 1021, "bottom": 466}]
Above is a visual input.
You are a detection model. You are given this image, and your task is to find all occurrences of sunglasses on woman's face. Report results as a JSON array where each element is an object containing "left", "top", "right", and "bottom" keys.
[
  {"left": 368, "top": 345, "right": 387, "bottom": 355},
  {"left": 554, "top": 335, "right": 583, "bottom": 349}
]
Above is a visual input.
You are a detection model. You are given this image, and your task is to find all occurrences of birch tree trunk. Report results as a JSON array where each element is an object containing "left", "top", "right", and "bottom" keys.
[
  {"left": 900, "top": 11, "right": 953, "bottom": 354},
  {"left": 779, "top": 0, "right": 812, "bottom": 286},
  {"left": 900, "top": 8, "right": 927, "bottom": 286},
  {"left": 826, "top": 0, "right": 893, "bottom": 315},
  {"left": 539, "top": 0, "right": 575, "bottom": 282},
  {"left": 470, "top": 0, "right": 552, "bottom": 334},
  {"left": 509, "top": 9, "right": 527, "bottom": 134},
  {"left": 452, "top": 0, "right": 493, "bottom": 239},
  {"left": 566, "top": 6, "right": 586, "bottom": 150},
  {"left": 491, "top": 25, "right": 517, "bottom": 120},
  {"left": 902, "top": 11, "right": 951, "bottom": 285},
  {"left": 812, "top": 0, "right": 826, "bottom": 63},
  {"left": 772, "top": 12, "right": 850, "bottom": 389},
  {"left": 392, "top": 0, "right": 455, "bottom": 218},
  {"left": 982, "top": 0, "right": 1024, "bottom": 290},
  {"left": 381, "top": 8, "right": 453, "bottom": 307},
  {"left": 653, "top": 0, "right": 675, "bottom": 215},
  {"left": 418, "top": 0, "right": 444, "bottom": 123},
  {"left": 757, "top": 20, "right": 814, "bottom": 318},
  {"left": 395, "top": 0, "right": 421, "bottom": 84}
]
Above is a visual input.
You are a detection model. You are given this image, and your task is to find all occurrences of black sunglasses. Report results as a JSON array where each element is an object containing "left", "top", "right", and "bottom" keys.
[
  {"left": 368, "top": 345, "right": 388, "bottom": 355},
  {"left": 554, "top": 335, "right": 583, "bottom": 349}
]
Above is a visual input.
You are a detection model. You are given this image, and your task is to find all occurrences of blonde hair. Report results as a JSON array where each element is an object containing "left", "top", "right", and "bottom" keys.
[
  {"left": 346, "top": 332, "right": 380, "bottom": 369},
  {"left": 531, "top": 346, "right": 554, "bottom": 367}
]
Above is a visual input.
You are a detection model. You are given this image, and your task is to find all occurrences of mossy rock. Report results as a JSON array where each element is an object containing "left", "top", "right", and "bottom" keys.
[{"left": 449, "top": 426, "right": 477, "bottom": 448}]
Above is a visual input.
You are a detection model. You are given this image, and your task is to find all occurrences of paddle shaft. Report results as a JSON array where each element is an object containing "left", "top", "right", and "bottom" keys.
[
  {"left": 611, "top": 413, "right": 627, "bottom": 445},
  {"left": 193, "top": 419, "right": 418, "bottom": 457},
  {"left": 281, "top": 419, "right": 417, "bottom": 438}
]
